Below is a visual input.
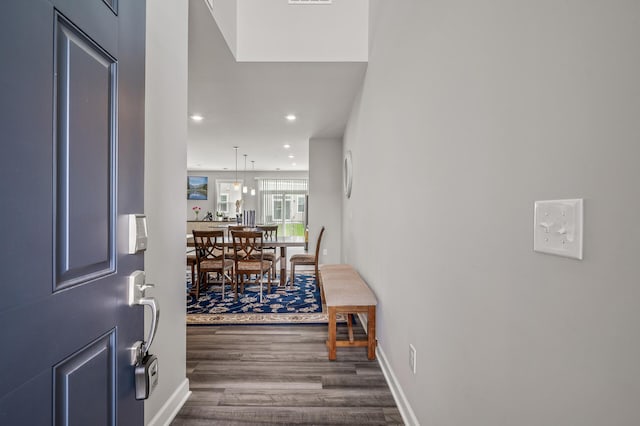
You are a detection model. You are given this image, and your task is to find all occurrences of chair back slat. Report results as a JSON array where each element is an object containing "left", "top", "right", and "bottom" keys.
[
  {"left": 314, "top": 226, "right": 326, "bottom": 261},
  {"left": 257, "top": 225, "right": 278, "bottom": 240},
  {"left": 231, "top": 230, "right": 264, "bottom": 261},
  {"left": 192, "top": 230, "right": 226, "bottom": 262},
  {"left": 257, "top": 225, "right": 278, "bottom": 253}
]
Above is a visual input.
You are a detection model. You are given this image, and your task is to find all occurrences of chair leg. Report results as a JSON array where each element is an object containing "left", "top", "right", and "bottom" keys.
[
  {"left": 234, "top": 278, "right": 238, "bottom": 301},
  {"left": 190, "top": 263, "right": 197, "bottom": 295},
  {"left": 221, "top": 270, "right": 225, "bottom": 299},
  {"left": 291, "top": 263, "right": 295, "bottom": 289},
  {"left": 235, "top": 274, "right": 240, "bottom": 300},
  {"left": 196, "top": 271, "right": 207, "bottom": 299},
  {"left": 194, "top": 271, "right": 201, "bottom": 299}
]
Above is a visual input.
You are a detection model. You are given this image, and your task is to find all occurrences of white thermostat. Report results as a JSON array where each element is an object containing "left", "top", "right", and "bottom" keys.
[
  {"left": 533, "top": 199, "right": 583, "bottom": 260},
  {"left": 128, "top": 214, "right": 148, "bottom": 254}
]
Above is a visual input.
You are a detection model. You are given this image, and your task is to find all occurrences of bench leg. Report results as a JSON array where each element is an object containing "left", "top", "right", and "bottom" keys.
[
  {"left": 328, "top": 307, "right": 337, "bottom": 361},
  {"left": 367, "top": 306, "right": 376, "bottom": 360},
  {"left": 347, "top": 313, "right": 354, "bottom": 343}
]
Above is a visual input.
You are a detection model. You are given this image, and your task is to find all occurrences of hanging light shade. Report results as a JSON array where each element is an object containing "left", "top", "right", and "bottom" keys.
[
  {"left": 242, "top": 154, "right": 248, "bottom": 194},
  {"left": 250, "top": 161, "right": 256, "bottom": 196},
  {"left": 233, "top": 146, "right": 240, "bottom": 190}
]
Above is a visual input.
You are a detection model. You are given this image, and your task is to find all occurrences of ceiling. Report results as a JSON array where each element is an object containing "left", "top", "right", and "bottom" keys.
[{"left": 187, "top": 0, "right": 368, "bottom": 172}]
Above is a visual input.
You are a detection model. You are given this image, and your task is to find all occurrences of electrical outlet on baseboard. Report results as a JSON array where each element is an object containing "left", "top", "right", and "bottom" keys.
[{"left": 322, "top": 249, "right": 327, "bottom": 256}]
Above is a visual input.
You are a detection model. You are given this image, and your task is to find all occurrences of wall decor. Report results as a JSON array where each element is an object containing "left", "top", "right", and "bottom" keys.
[
  {"left": 344, "top": 150, "right": 352, "bottom": 198},
  {"left": 187, "top": 176, "right": 208, "bottom": 200}
]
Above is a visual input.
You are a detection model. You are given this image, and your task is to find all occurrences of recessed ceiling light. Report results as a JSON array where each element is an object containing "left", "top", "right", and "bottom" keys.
[
  {"left": 283, "top": 144, "right": 291, "bottom": 149},
  {"left": 190, "top": 114, "right": 204, "bottom": 122},
  {"left": 285, "top": 114, "right": 296, "bottom": 121},
  {"left": 288, "top": 154, "right": 294, "bottom": 159}
]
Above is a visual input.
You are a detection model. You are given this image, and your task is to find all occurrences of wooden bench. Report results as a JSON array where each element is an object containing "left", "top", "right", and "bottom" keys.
[{"left": 319, "top": 264, "right": 377, "bottom": 360}]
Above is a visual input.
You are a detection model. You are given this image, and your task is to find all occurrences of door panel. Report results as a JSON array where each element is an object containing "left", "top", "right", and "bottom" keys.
[
  {"left": 0, "top": 0, "right": 146, "bottom": 424},
  {"left": 53, "top": 330, "right": 116, "bottom": 426},
  {"left": 55, "top": 12, "right": 117, "bottom": 289}
]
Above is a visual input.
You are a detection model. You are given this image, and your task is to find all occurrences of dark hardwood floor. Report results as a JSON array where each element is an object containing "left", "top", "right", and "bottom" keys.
[{"left": 172, "top": 323, "right": 403, "bottom": 425}]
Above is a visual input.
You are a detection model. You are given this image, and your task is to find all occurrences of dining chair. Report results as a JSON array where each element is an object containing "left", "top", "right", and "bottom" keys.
[
  {"left": 226, "top": 225, "right": 246, "bottom": 255},
  {"left": 193, "top": 230, "right": 236, "bottom": 300},
  {"left": 231, "top": 230, "right": 272, "bottom": 302},
  {"left": 256, "top": 225, "right": 279, "bottom": 278},
  {"left": 289, "top": 226, "right": 325, "bottom": 289}
]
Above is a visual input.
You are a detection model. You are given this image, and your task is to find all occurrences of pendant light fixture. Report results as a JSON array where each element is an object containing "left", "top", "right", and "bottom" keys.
[
  {"left": 233, "top": 146, "right": 240, "bottom": 190},
  {"left": 242, "top": 154, "right": 248, "bottom": 194},
  {"left": 250, "top": 160, "right": 256, "bottom": 196}
]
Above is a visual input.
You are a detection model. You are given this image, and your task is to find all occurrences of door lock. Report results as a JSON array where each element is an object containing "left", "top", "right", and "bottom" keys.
[{"left": 128, "top": 271, "right": 160, "bottom": 399}]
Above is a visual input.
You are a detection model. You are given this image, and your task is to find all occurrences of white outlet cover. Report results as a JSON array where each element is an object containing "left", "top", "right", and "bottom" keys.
[{"left": 534, "top": 199, "right": 583, "bottom": 260}]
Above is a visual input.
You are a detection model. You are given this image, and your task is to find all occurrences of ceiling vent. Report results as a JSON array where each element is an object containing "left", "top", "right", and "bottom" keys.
[{"left": 288, "top": 0, "right": 333, "bottom": 4}]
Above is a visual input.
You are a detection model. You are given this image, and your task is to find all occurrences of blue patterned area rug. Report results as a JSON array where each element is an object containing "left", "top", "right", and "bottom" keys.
[{"left": 186, "top": 273, "right": 336, "bottom": 325}]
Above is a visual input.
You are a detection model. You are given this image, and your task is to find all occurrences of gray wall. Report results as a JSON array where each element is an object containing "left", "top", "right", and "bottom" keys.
[
  {"left": 144, "top": 0, "right": 188, "bottom": 423},
  {"left": 309, "top": 138, "right": 342, "bottom": 264},
  {"left": 344, "top": 1, "right": 640, "bottom": 425}
]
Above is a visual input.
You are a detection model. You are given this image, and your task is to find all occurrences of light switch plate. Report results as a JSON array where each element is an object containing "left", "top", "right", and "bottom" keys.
[{"left": 534, "top": 199, "right": 583, "bottom": 260}]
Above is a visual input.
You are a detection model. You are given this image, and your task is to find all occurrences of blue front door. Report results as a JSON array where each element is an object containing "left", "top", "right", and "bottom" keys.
[{"left": 0, "top": 0, "right": 146, "bottom": 424}]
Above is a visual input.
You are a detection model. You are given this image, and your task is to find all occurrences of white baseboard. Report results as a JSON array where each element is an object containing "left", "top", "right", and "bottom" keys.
[
  {"left": 147, "top": 378, "right": 191, "bottom": 426},
  {"left": 357, "top": 313, "right": 419, "bottom": 426}
]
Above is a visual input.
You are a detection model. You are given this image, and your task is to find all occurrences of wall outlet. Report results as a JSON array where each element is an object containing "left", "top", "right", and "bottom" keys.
[
  {"left": 409, "top": 344, "right": 417, "bottom": 374},
  {"left": 322, "top": 248, "right": 327, "bottom": 256}
]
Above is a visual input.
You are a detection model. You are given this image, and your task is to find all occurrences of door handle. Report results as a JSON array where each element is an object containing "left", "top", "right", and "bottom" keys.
[
  {"left": 139, "top": 296, "right": 159, "bottom": 354},
  {"left": 128, "top": 271, "right": 160, "bottom": 355}
]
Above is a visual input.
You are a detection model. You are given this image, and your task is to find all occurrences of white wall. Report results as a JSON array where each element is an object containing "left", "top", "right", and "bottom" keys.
[
  {"left": 207, "top": 0, "right": 237, "bottom": 57},
  {"left": 236, "top": 0, "right": 368, "bottom": 62},
  {"left": 344, "top": 1, "right": 640, "bottom": 425},
  {"left": 144, "top": 0, "right": 189, "bottom": 424},
  {"left": 309, "top": 138, "right": 341, "bottom": 265}
]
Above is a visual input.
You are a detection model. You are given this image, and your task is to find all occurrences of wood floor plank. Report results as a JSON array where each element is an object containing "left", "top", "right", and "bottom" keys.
[
  {"left": 188, "top": 373, "right": 323, "bottom": 390},
  {"left": 182, "top": 389, "right": 225, "bottom": 407},
  {"left": 193, "top": 360, "right": 357, "bottom": 375},
  {"left": 321, "top": 374, "right": 390, "bottom": 389},
  {"left": 174, "top": 406, "right": 391, "bottom": 425},
  {"left": 173, "top": 324, "right": 404, "bottom": 425},
  {"left": 218, "top": 388, "right": 397, "bottom": 407}
]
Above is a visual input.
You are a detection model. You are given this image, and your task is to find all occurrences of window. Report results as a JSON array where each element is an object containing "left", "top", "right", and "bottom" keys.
[
  {"left": 273, "top": 195, "right": 282, "bottom": 220},
  {"left": 218, "top": 193, "right": 229, "bottom": 214},
  {"left": 216, "top": 180, "right": 242, "bottom": 216},
  {"left": 258, "top": 178, "right": 308, "bottom": 236}
]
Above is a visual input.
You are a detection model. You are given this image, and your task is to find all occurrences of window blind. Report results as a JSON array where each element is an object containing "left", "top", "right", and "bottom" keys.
[{"left": 257, "top": 179, "right": 308, "bottom": 233}]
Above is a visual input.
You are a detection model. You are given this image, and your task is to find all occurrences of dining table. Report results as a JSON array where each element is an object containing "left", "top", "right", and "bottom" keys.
[{"left": 187, "top": 233, "right": 306, "bottom": 287}]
